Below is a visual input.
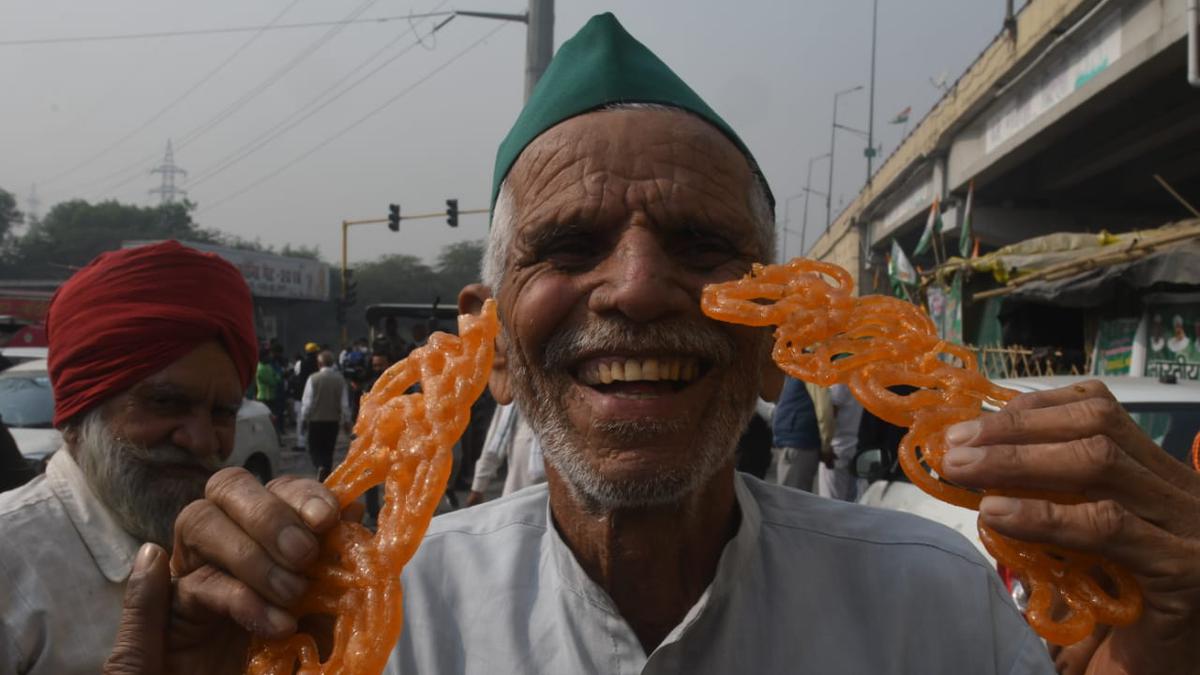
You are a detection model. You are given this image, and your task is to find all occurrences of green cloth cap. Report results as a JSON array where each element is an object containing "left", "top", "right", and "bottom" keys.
[{"left": 491, "top": 12, "right": 774, "bottom": 213}]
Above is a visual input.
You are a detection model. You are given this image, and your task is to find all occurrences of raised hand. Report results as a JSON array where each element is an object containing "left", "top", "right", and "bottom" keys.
[{"left": 940, "top": 380, "right": 1200, "bottom": 675}]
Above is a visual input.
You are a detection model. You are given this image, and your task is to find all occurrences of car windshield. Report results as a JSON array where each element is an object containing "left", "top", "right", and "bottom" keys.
[
  {"left": 1125, "top": 403, "right": 1200, "bottom": 465},
  {"left": 0, "top": 372, "right": 55, "bottom": 429}
]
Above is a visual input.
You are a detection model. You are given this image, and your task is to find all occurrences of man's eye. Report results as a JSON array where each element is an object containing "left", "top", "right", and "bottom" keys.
[
  {"left": 540, "top": 237, "right": 599, "bottom": 269},
  {"left": 677, "top": 237, "right": 737, "bottom": 268}
]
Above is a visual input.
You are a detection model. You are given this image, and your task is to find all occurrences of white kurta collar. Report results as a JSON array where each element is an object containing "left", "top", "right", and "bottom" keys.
[
  {"left": 542, "top": 471, "right": 764, "bottom": 657},
  {"left": 45, "top": 449, "right": 140, "bottom": 583}
]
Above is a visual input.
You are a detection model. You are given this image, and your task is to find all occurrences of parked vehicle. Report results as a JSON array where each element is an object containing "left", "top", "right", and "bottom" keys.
[
  {"left": 0, "top": 359, "right": 282, "bottom": 481},
  {"left": 854, "top": 376, "right": 1200, "bottom": 565},
  {"left": 0, "top": 346, "right": 49, "bottom": 371}
]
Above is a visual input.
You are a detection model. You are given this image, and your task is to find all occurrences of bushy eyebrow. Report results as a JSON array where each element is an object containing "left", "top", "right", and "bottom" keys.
[{"left": 135, "top": 381, "right": 241, "bottom": 411}]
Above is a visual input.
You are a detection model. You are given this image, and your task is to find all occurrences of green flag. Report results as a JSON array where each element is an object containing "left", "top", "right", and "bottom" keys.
[
  {"left": 958, "top": 181, "right": 974, "bottom": 258},
  {"left": 914, "top": 197, "right": 942, "bottom": 256},
  {"left": 888, "top": 239, "right": 917, "bottom": 287}
]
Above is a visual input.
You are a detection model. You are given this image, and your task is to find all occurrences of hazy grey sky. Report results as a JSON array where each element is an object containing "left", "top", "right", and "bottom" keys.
[{"left": 1, "top": 0, "right": 1009, "bottom": 266}]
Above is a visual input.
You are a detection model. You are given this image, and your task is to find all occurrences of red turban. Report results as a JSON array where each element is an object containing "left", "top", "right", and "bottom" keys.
[{"left": 47, "top": 240, "right": 257, "bottom": 426}]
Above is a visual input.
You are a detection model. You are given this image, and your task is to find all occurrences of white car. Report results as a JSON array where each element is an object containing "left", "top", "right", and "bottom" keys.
[
  {"left": 0, "top": 359, "right": 282, "bottom": 482},
  {"left": 0, "top": 346, "right": 49, "bottom": 370},
  {"left": 855, "top": 375, "right": 1200, "bottom": 565}
]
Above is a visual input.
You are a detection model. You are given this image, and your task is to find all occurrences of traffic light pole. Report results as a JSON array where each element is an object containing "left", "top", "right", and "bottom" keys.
[{"left": 337, "top": 208, "right": 488, "bottom": 342}]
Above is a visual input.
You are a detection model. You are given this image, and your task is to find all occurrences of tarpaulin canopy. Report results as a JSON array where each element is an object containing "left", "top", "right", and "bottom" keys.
[{"left": 929, "top": 219, "right": 1200, "bottom": 307}]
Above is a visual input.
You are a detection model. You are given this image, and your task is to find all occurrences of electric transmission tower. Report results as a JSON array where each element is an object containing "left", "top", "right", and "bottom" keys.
[
  {"left": 150, "top": 140, "right": 188, "bottom": 204},
  {"left": 25, "top": 183, "right": 41, "bottom": 222}
]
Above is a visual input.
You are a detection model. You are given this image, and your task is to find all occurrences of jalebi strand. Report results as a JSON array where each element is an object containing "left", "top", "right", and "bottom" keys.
[
  {"left": 245, "top": 300, "right": 498, "bottom": 674},
  {"left": 702, "top": 259, "right": 1142, "bottom": 645}
]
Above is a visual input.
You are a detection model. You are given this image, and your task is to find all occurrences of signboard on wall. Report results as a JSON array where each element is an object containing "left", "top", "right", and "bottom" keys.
[
  {"left": 1091, "top": 316, "right": 1141, "bottom": 376},
  {"left": 926, "top": 277, "right": 963, "bottom": 345},
  {"left": 123, "top": 240, "right": 330, "bottom": 301},
  {"left": 985, "top": 11, "right": 1123, "bottom": 154},
  {"left": 1144, "top": 304, "right": 1200, "bottom": 381}
]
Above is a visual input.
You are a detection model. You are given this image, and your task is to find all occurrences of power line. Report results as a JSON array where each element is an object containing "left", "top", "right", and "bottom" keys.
[
  {"left": 188, "top": 2, "right": 453, "bottom": 188},
  {"left": 41, "top": 0, "right": 303, "bottom": 186},
  {"left": 0, "top": 11, "right": 455, "bottom": 47},
  {"left": 199, "top": 22, "right": 509, "bottom": 214},
  {"left": 81, "top": 0, "right": 382, "bottom": 200}
]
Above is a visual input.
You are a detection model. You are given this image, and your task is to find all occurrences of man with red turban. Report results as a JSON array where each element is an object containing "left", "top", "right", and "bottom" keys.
[{"left": 0, "top": 240, "right": 257, "bottom": 675}]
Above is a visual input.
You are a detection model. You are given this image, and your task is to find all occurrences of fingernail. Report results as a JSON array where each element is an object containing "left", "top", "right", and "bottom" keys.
[
  {"left": 980, "top": 496, "right": 1019, "bottom": 518},
  {"left": 133, "top": 543, "right": 160, "bottom": 572},
  {"left": 945, "top": 420, "right": 980, "bottom": 446},
  {"left": 943, "top": 446, "right": 984, "bottom": 469},
  {"left": 268, "top": 566, "right": 308, "bottom": 604},
  {"left": 277, "top": 525, "right": 315, "bottom": 564},
  {"left": 301, "top": 497, "right": 335, "bottom": 527},
  {"left": 264, "top": 605, "right": 296, "bottom": 634}
]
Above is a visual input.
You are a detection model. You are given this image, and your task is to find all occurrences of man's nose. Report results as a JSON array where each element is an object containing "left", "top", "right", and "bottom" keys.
[
  {"left": 170, "top": 414, "right": 224, "bottom": 462},
  {"left": 587, "top": 226, "right": 692, "bottom": 323}
]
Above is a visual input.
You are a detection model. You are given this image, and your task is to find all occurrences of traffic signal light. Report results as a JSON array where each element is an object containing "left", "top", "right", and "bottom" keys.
[
  {"left": 388, "top": 203, "right": 400, "bottom": 231},
  {"left": 343, "top": 269, "right": 358, "bottom": 306},
  {"left": 445, "top": 198, "right": 458, "bottom": 228}
]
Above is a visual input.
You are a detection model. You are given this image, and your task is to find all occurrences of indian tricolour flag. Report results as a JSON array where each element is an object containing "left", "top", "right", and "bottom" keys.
[
  {"left": 914, "top": 197, "right": 942, "bottom": 256},
  {"left": 958, "top": 181, "right": 974, "bottom": 258},
  {"left": 889, "top": 106, "right": 911, "bottom": 124}
]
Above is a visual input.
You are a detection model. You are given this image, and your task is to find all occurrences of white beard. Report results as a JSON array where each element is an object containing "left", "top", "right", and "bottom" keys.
[
  {"left": 73, "top": 409, "right": 220, "bottom": 548},
  {"left": 508, "top": 315, "right": 765, "bottom": 513}
]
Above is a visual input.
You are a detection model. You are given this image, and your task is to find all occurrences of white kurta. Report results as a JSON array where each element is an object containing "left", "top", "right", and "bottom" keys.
[
  {"left": 387, "top": 473, "right": 1054, "bottom": 674},
  {"left": 0, "top": 450, "right": 139, "bottom": 675}
]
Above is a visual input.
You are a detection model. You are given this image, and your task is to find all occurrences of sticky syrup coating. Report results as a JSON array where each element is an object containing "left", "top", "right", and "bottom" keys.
[
  {"left": 246, "top": 300, "right": 498, "bottom": 674},
  {"left": 702, "top": 259, "right": 1142, "bottom": 646}
]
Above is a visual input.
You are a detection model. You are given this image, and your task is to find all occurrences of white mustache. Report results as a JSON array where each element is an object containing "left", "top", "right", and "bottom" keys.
[
  {"left": 123, "top": 441, "right": 221, "bottom": 472},
  {"left": 542, "top": 317, "right": 735, "bottom": 371}
]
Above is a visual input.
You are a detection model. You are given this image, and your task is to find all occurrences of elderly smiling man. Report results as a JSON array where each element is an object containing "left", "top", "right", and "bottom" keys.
[
  {"left": 104, "top": 15, "right": 1200, "bottom": 675},
  {"left": 0, "top": 241, "right": 256, "bottom": 675}
]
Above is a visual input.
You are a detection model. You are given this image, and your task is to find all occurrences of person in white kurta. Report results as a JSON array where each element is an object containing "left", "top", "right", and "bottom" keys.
[
  {"left": 0, "top": 451, "right": 137, "bottom": 674},
  {"left": 469, "top": 403, "right": 546, "bottom": 501},
  {"left": 818, "top": 383, "right": 864, "bottom": 501},
  {"left": 386, "top": 473, "right": 1053, "bottom": 674}
]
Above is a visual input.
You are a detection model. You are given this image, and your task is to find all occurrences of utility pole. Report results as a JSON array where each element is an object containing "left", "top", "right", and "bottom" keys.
[
  {"left": 866, "top": 0, "right": 879, "bottom": 184},
  {"left": 802, "top": 152, "right": 830, "bottom": 255},
  {"left": 526, "top": 0, "right": 554, "bottom": 101},
  {"left": 456, "top": 0, "right": 554, "bottom": 102},
  {"left": 150, "top": 139, "right": 187, "bottom": 205},
  {"left": 827, "top": 85, "right": 863, "bottom": 231}
]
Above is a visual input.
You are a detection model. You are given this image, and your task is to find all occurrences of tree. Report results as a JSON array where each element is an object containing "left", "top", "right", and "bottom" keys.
[
  {"left": 9, "top": 198, "right": 213, "bottom": 278},
  {"left": 0, "top": 187, "right": 23, "bottom": 247},
  {"left": 434, "top": 239, "right": 485, "bottom": 299}
]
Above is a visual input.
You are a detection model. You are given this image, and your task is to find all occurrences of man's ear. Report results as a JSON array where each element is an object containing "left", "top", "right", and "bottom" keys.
[
  {"left": 758, "top": 334, "right": 784, "bottom": 402},
  {"left": 459, "top": 283, "right": 512, "bottom": 405}
]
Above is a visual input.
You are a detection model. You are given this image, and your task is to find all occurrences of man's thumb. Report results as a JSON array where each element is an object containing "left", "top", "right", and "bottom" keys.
[{"left": 103, "top": 543, "right": 170, "bottom": 675}]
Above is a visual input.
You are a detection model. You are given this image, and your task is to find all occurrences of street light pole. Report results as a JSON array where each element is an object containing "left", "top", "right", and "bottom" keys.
[
  {"left": 802, "top": 152, "right": 830, "bottom": 255},
  {"left": 826, "top": 85, "right": 864, "bottom": 231},
  {"left": 781, "top": 194, "right": 805, "bottom": 262},
  {"left": 866, "top": 0, "right": 879, "bottom": 183},
  {"left": 457, "top": 0, "right": 553, "bottom": 102}
]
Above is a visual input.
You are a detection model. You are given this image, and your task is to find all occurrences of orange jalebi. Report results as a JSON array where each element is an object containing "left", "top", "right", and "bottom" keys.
[
  {"left": 702, "top": 258, "right": 1142, "bottom": 645},
  {"left": 245, "top": 300, "right": 498, "bottom": 674}
]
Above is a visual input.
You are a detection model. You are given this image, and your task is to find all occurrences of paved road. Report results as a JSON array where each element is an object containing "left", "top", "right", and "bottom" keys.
[{"left": 275, "top": 430, "right": 470, "bottom": 517}]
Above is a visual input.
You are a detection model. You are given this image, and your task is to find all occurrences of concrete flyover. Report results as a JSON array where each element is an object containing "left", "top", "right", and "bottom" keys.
[{"left": 807, "top": 0, "right": 1200, "bottom": 295}]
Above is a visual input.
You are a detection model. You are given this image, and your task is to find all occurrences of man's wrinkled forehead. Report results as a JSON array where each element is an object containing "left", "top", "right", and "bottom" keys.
[{"left": 506, "top": 108, "right": 755, "bottom": 220}]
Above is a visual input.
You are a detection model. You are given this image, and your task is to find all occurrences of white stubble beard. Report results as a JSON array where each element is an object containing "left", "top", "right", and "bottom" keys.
[{"left": 507, "top": 316, "right": 768, "bottom": 513}]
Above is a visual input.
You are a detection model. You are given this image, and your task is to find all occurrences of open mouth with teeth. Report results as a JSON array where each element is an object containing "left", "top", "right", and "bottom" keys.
[{"left": 575, "top": 355, "right": 705, "bottom": 397}]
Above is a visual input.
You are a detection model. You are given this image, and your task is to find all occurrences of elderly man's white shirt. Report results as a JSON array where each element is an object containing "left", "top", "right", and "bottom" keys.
[
  {"left": 0, "top": 450, "right": 138, "bottom": 674},
  {"left": 387, "top": 473, "right": 1055, "bottom": 674}
]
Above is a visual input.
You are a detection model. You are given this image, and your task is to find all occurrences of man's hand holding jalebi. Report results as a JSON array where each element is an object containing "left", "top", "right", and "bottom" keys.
[
  {"left": 104, "top": 467, "right": 345, "bottom": 675},
  {"left": 939, "top": 380, "right": 1200, "bottom": 675}
]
